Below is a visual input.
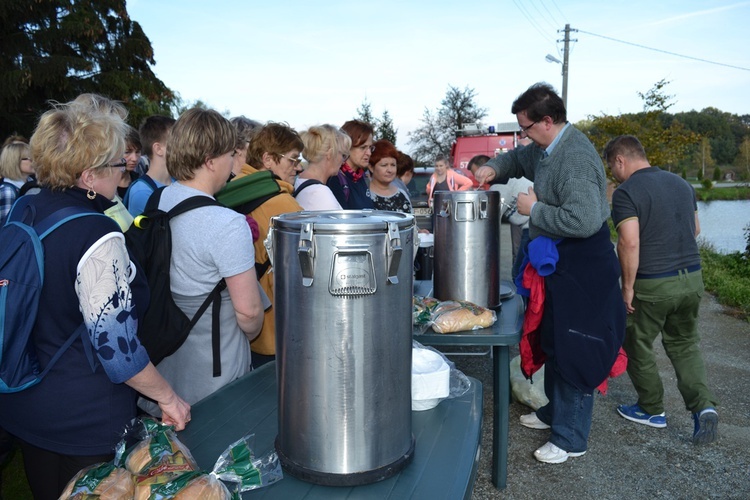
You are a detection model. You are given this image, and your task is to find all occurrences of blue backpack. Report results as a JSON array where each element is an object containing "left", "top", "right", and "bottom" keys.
[
  {"left": 0, "top": 197, "right": 106, "bottom": 393},
  {"left": 122, "top": 175, "right": 158, "bottom": 212}
]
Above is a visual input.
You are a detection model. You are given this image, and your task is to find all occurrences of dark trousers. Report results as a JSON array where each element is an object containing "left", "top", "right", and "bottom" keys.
[
  {"left": 17, "top": 439, "right": 113, "bottom": 500},
  {"left": 0, "top": 426, "right": 14, "bottom": 496}
]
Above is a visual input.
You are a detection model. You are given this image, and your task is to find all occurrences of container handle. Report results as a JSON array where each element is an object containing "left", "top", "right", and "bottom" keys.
[
  {"left": 264, "top": 225, "right": 275, "bottom": 268},
  {"left": 297, "top": 222, "right": 315, "bottom": 287},
  {"left": 386, "top": 222, "right": 402, "bottom": 285},
  {"left": 479, "top": 197, "right": 488, "bottom": 219}
]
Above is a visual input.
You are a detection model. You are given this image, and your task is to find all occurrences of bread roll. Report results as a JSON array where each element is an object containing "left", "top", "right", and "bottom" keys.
[
  {"left": 430, "top": 300, "right": 496, "bottom": 333},
  {"left": 59, "top": 463, "right": 134, "bottom": 499}
]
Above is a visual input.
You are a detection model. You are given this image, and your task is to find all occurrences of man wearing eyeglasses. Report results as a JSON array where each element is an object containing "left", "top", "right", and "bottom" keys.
[{"left": 475, "top": 83, "right": 625, "bottom": 464}]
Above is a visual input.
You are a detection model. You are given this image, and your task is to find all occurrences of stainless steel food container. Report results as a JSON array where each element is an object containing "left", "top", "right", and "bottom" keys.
[
  {"left": 433, "top": 190, "right": 501, "bottom": 308},
  {"left": 266, "top": 210, "right": 417, "bottom": 486}
]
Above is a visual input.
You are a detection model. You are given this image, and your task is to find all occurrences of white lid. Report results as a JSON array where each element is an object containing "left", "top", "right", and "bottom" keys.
[{"left": 418, "top": 233, "right": 434, "bottom": 247}]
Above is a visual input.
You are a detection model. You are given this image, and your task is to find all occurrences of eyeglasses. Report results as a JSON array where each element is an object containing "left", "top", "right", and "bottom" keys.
[
  {"left": 519, "top": 121, "right": 539, "bottom": 135},
  {"left": 356, "top": 144, "right": 375, "bottom": 153},
  {"left": 107, "top": 159, "right": 127, "bottom": 173},
  {"left": 280, "top": 154, "right": 302, "bottom": 168},
  {"left": 341, "top": 152, "right": 350, "bottom": 163}
]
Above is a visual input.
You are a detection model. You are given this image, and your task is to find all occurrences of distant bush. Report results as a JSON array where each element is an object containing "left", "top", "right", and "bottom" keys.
[
  {"left": 701, "top": 178, "right": 713, "bottom": 189},
  {"left": 713, "top": 166, "right": 722, "bottom": 181}
]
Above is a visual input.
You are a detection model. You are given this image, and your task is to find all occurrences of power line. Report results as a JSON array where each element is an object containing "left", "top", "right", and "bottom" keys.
[
  {"left": 539, "top": 0, "right": 566, "bottom": 27},
  {"left": 546, "top": 0, "right": 568, "bottom": 24},
  {"left": 511, "top": 0, "right": 557, "bottom": 46},
  {"left": 527, "top": 0, "right": 559, "bottom": 33},
  {"left": 577, "top": 29, "right": 750, "bottom": 72}
]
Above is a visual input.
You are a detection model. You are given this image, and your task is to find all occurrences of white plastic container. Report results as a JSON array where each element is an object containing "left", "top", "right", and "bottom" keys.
[{"left": 411, "top": 347, "right": 450, "bottom": 411}]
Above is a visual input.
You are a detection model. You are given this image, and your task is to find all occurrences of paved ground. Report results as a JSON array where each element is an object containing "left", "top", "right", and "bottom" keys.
[{"left": 436, "top": 222, "right": 750, "bottom": 499}]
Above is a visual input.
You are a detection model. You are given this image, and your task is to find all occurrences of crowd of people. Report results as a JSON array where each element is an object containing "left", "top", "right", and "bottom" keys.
[{"left": 0, "top": 82, "right": 718, "bottom": 498}]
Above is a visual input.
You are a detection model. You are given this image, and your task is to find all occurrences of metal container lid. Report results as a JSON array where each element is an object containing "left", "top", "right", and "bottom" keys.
[{"left": 272, "top": 210, "right": 414, "bottom": 233}]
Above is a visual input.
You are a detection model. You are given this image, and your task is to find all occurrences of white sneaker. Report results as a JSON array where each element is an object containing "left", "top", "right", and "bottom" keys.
[
  {"left": 520, "top": 412, "right": 551, "bottom": 430},
  {"left": 533, "top": 442, "right": 586, "bottom": 464}
]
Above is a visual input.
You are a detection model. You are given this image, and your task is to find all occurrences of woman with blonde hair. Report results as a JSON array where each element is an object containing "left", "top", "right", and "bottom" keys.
[
  {"left": 0, "top": 141, "right": 35, "bottom": 225},
  {"left": 0, "top": 95, "right": 190, "bottom": 499},
  {"left": 295, "top": 124, "right": 351, "bottom": 210}
]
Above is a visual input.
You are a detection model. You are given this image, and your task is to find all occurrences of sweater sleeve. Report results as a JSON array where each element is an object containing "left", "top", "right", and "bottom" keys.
[
  {"left": 75, "top": 233, "right": 150, "bottom": 384},
  {"left": 485, "top": 145, "right": 541, "bottom": 183}
]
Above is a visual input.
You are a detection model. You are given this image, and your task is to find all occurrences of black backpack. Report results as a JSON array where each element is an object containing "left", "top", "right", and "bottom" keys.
[{"left": 125, "top": 187, "right": 226, "bottom": 376}]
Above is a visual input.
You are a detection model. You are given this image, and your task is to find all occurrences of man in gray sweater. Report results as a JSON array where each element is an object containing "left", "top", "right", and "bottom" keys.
[{"left": 476, "top": 83, "right": 625, "bottom": 464}]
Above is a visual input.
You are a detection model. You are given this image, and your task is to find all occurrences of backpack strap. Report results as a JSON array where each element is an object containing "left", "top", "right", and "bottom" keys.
[
  {"left": 141, "top": 175, "right": 158, "bottom": 192},
  {"left": 232, "top": 190, "right": 281, "bottom": 216},
  {"left": 292, "top": 179, "right": 323, "bottom": 198},
  {"left": 180, "top": 279, "right": 227, "bottom": 377},
  {"left": 168, "top": 193, "right": 222, "bottom": 218},
  {"left": 123, "top": 175, "right": 159, "bottom": 207}
]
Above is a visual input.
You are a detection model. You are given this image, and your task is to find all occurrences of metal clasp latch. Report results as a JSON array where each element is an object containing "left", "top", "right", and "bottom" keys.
[
  {"left": 386, "top": 222, "right": 402, "bottom": 285},
  {"left": 297, "top": 222, "right": 315, "bottom": 287}
]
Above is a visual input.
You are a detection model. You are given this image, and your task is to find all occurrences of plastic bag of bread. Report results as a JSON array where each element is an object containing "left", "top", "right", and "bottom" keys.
[
  {"left": 115, "top": 417, "right": 200, "bottom": 499},
  {"left": 58, "top": 462, "right": 134, "bottom": 499},
  {"left": 429, "top": 300, "right": 497, "bottom": 333},
  {"left": 413, "top": 295, "right": 440, "bottom": 326},
  {"left": 212, "top": 434, "right": 283, "bottom": 492},
  {"left": 134, "top": 470, "right": 231, "bottom": 500}
]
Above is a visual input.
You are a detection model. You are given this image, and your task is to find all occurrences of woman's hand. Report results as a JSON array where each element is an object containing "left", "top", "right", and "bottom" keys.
[{"left": 158, "top": 392, "right": 192, "bottom": 431}]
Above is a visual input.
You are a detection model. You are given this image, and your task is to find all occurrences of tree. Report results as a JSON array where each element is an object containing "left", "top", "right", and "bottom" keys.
[
  {"left": 737, "top": 136, "right": 750, "bottom": 180},
  {"left": 439, "top": 85, "right": 488, "bottom": 133},
  {"left": 0, "top": 0, "right": 176, "bottom": 138},
  {"left": 355, "top": 98, "right": 376, "bottom": 127},
  {"left": 376, "top": 109, "right": 398, "bottom": 145},
  {"left": 693, "top": 137, "right": 716, "bottom": 178},
  {"left": 408, "top": 85, "right": 487, "bottom": 162},
  {"left": 584, "top": 80, "right": 698, "bottom": 172}
]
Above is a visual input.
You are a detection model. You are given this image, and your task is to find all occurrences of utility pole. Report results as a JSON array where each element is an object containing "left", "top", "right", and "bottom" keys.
[{"left": 559, "top": 24, "right": 576, "bottom": 111}]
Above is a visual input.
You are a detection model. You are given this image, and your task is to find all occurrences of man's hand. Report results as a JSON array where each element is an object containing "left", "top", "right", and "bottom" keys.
[
  {"left": 474, "top": 166, "right": 496, "bottom": 186},
  {"left": 516, "top": 186, "right": 537, "bottom": 216},
  {"left": 621, "top": 286, "right": 635, "bottom": 314}
]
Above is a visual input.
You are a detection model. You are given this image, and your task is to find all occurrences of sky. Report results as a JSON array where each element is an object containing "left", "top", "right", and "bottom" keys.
[{"left": 127, "top": 0, "right": 750, "bottom": 150}]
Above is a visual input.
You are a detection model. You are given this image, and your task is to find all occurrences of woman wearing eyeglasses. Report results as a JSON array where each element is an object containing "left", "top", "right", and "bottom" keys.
[
  {"left": 0, "top": 96, "right": 190, "bottom": 499},
  {"left": 328, "top": 119, "right": 376, "bottom": 210},
  {"left": 296, "top": 124, "right": 351, "bottom": 210},
  {"left": 0, "top": 140, "right": 35, "bottom": 225},
  {"left": 368, "top": 139, "right": 412, "bottom": 214},
  {"left": 219, "top": 121, "right": 304, "bottom": 368}
]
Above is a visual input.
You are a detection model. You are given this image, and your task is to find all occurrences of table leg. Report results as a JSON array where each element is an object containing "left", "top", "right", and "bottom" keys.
[{"left": 491, "top": 345, "right": 510, "bottom": 489}]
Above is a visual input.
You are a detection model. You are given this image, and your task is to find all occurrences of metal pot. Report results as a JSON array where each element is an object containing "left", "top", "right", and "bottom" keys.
[
  {"left": 433, "top": 190, "right": 501, "bottom": 308},
  {"left": 266, "top": 210, "right": 417, "bottom": 486}
]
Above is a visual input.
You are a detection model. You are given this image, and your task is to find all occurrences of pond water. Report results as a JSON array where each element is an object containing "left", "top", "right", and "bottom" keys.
[{"left": 696, "top": 200, "right": 750, "bottom": 254}]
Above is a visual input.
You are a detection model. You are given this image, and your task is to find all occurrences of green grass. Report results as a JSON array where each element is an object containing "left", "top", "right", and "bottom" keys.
[
  {"left": 696, "top": 186, "right": 750, "bottom": 201},
  {"left": 700, "top": 243, "right": 750, "bottom": 320}
]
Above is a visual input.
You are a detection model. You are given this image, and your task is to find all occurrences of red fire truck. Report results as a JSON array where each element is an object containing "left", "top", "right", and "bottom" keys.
[{"left": 450, "top": 122, "right": 522, "bottom": 169}]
